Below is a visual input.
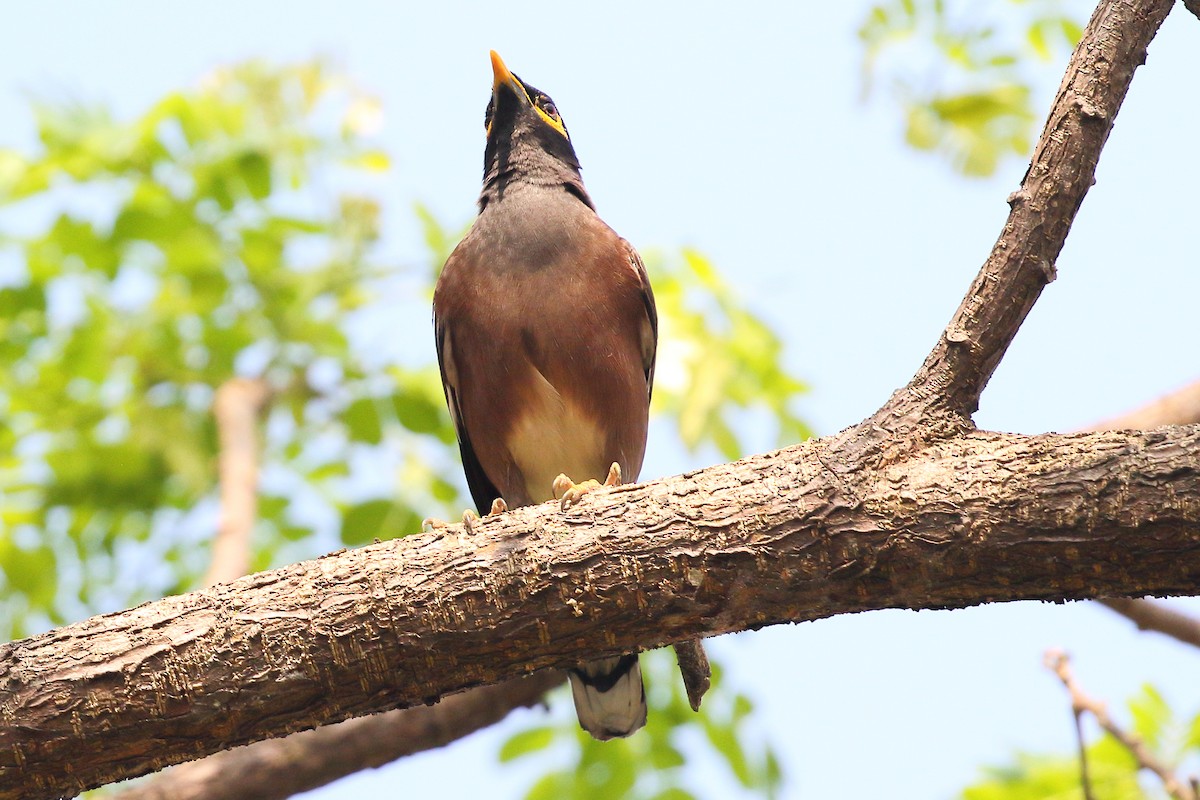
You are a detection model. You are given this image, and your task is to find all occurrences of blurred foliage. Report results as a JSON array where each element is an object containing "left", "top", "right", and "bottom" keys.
[
  {"left": 649, "top": 250, "right": 812, "bottom": 461},
  {"left": 960, "top": 684, "right": 1200, "bottom": 799},
  {"left": 859, "top": 0, "right": 1083, "bottom": 176},
  {"left": 0, "top": 57, "right": 810, "bottom": 798},
  {"left": 0, "top": 60, "right": 454, "bottom": 636},
  {"left": 502, "top": 654, "right": 782, "bottom": 800}
]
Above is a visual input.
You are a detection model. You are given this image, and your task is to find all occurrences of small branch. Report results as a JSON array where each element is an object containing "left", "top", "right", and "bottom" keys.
[
  {"left": 672, "top": 640, "right": 711, "bottom": 712},
  {"left": 1045, "top": 650, "right": 1195, "bottom": 800},
  {"left": 205, "top": 378, "right": 270, "bottom": 588},
  {"left": 1089, "top": 379, "right": 1200, "bottom": 431},
  {"left": 1097, "top": 598, "right": 1200, "bottom": 650},
  {"left": 1185, "top": 0, "right": 1200, "bottom": 23},
  {"left": 1072, "top": 699, "right": 1096, "bottom": 800},
  {"left": 903, "top": 0, "right": 1174, "bottom": 419},
  {"left": 110, "top": 672, "right": 562, "bottom": 800}
]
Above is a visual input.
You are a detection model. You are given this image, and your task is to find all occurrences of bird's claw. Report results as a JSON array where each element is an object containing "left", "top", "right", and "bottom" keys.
[
  {"left": 553, "top": 462, "right": 622, "bottom": 510},
  {"left": 421, "top": 508, "right": 483, "bottom": 533}
]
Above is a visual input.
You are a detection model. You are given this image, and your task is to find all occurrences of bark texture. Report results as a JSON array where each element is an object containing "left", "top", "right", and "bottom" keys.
[
  {"left": 115, "top": 373, "right": 1200, "bottom": 800},
  {"left": 0, "top": 0, "right": 1187, "bottom": 798},
  {"left": 4, "top": 425, "right": 1200, "bottom": 799}
]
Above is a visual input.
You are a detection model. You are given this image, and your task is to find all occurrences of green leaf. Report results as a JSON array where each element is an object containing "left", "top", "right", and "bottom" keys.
[
  {"left": 236, "top": 150, "right": 272, "bottom": 199},
  {"left": 348, "top": 150, "right": 390, "bottom": 172},
  {"left": 499, "top": 726, "right": 557, "bottom": 762},
  {"left": 524, "top": 773, "right": 571, "bottom": 800},
  {"left": 340, "top": 500, "right": 393, "bottom": 545},
  {"left": 391, "top": 390, "right": 451, "bottom": 441},
  {"left": 343, "top": 397, "right": 383, "bottom": 444},
  {"left": 648, "top": 738, "right": 687, "bottom": 770},
  {"left": 702, "top": 713, "right": 753, "bottom": 788},
  {"left": 1027, "top": 21, "right": 1051, "bottom": 60},
  {"left": 1128, "top": 683, "right": 1170, "bottom": 752},
  {"left": 649, "top": 790, "right": 697, "bottom": 800},
  {"left": 1, "top": 542, "right": 58, "bottom": 611}
]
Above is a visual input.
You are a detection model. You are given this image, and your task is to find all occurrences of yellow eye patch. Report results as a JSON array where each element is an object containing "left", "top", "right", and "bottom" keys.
[{"left": 533, "top": 104, "right": 568, "bottom": 138}]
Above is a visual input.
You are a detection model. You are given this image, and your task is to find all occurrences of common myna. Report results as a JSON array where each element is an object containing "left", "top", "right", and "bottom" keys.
[{"left": 432, "top": 52, "right": 658, "bottom": 739}]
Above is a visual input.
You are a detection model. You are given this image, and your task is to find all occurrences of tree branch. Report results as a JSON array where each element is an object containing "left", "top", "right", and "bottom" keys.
[
  {"left": 118, "top": 377, "right": 1200, "bottom": 800},
  {"left": 1090, "top": 379, "right": 1200, "bottom": 432},
  {"left": 4, "top": 425, "right": 1200, "bottom": 799},
  {"left": 109, "top": 672, "right": 562, "bottom": 800},
  {"left": 0, "top": 0, "right": 1187, "bottom": 798},
  {"left": 110, "top": 380, "right": 566, "bottom": 800},
  {"left": 1046, "top": 650, "right": 1195, "bottom": 800},
  {"left": 1082, "top": 379, "right": 1200, "bottom": 652},
  {"left": 1097, "top": 598, "right": 1200, "bottom": 650},
  {"left": 205, "top": 378, "right": 270, "bottom": 588},
  {"left": 901, "top": 0, "right": 1174, "bottom": 421}
]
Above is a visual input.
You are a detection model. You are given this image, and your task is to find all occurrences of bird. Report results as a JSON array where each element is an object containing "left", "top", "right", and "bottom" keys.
[{"left": 431, "top": 51, "right": 658, "bottom": 740}]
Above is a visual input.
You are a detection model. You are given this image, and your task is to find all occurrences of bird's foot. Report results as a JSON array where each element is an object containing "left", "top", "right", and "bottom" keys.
[
  {"left": 422, "top": 498, "right": 506, "bottom": 533},
  {"left": 422, "top": 508, "right": 482, "bottom": 533},
  {"left": 553, "top": 462, "right": 622, "bottom": 510}
]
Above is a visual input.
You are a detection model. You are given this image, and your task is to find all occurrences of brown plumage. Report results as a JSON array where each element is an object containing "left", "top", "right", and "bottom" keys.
[{"left": 433, "top": 52, "right": 654, "bottom": 739}]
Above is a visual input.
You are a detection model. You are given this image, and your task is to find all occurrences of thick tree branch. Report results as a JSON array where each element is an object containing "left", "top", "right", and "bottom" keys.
[
  {"left": 110, "top": 671, "right": 562, "bottom": 800},
  {"left": 4, "top": 425, "right": 1200, "bottom": 799},
  {"left": 117, "top": 376, "right": 1200, "bottom": 800},
  {"left": 901, "top": 0, "right": 1174, "bottom": 421},
  {"left": 1083, "top": 379, "right": 1200, "bottom": 651}
]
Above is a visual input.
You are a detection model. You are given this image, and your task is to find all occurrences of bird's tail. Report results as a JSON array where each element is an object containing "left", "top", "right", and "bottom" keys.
[{"left": 568, "top": 653, "right": 647, "bottom": 740}]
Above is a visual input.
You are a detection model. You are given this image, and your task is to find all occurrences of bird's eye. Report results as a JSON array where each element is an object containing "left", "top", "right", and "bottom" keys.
[
  {"left": 484, "top": 97, "right": 495, "bottom": 132},
  {"left": 539, "top": 100, "right": 559, "bottom": 119}
]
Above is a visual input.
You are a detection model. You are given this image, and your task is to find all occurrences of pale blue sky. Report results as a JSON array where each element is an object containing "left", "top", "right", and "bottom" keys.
[{"left": 3, "top": 2, "right": 1199, "bottom": 798}]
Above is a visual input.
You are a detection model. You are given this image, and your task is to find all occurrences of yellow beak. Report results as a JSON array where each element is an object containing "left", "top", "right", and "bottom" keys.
[{"left": 490, "top": 51, "right": 525, "bottom": 100}]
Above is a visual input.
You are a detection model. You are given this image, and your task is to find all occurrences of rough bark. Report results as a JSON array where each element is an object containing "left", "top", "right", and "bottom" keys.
[
  {"left": 109, "top": 671, "right": 562, "bottom": 800},
  {"left": 4, "top": 425, "right": 1200, "bottom": 799},
  {"left": 0, "top": 0, "right": 1185, "bottom": 798},
  {"left": 115, "top": 376, "right": 1200, "bottom": 800}
]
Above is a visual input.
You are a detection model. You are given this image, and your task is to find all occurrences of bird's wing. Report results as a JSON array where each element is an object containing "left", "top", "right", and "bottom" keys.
[
  {"left": 622, "top": 239, "right": 658, "bottom": 402},
  {"left": 434, "top": 315, "right": 503, "bottom": 514}
]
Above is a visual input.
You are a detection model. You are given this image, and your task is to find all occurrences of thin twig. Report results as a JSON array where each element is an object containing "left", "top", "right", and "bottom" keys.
[
  {"left": 1045, "top": 650, "right": 1196, "bottom": 800},
  {"left": 1072, "top": 703, "right": 1096, "bottom": 800}
]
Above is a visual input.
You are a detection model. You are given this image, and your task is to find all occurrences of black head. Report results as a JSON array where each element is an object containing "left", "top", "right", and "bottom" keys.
[{"left": 480, "top": 51, "right": 591, "bottom": 208}]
